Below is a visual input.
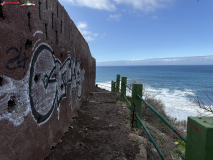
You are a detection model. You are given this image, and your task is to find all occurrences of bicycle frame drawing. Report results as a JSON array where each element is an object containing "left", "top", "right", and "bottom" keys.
[{"left": 0, "top": 42, "right": 85, "bottom": 126}]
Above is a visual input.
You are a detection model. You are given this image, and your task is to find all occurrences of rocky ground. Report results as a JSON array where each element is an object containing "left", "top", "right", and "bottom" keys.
[{"left": 44, "top": 87, "right": 147, "bottom": 160}]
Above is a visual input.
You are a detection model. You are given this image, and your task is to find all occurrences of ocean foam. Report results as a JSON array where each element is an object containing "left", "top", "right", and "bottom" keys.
[{"left": 96, "top": 81, "right": 213, "bottom": 122}]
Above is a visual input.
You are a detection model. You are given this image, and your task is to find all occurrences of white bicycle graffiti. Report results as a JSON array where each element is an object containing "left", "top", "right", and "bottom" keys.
[
  {"left": 29, "top": 43, "right": 85, "bottom": 124},
  {"left": 0, "top": 42, "right": 85, "bottom": 126}
]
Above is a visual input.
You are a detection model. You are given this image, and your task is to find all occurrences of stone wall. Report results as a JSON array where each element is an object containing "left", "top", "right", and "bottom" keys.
[{"left": 0, "top": 0, "right": 96, "bottom": 159}]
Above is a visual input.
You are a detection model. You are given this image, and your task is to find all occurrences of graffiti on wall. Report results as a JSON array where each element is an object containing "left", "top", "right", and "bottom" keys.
[
  {"left": 6, "top": 46, "right": 29, "bottom": 70},
  {"left": 0, "top": 31, "right": 85, "bottom": 126},
  {"left": 29, "top": 43, "right": 85, "bottom": 124}
]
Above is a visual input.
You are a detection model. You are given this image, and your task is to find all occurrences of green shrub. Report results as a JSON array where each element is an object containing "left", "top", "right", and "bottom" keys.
[{"left": 175, "top": 139, "right": 186, "bottom": 155}]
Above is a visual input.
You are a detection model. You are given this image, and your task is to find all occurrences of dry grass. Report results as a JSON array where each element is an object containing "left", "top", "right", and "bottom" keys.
[
  {"left": 125, "top": 92, "right": 186, "bottom": 160},
  {"left": 115, "top": 78, "right": 187, "bottom": 159},
  {"left": 142, "top": 97, "right": 187, "bottom": 136},
  {"left": 141, "top": 96, "right": 186, "bottom": 160}
]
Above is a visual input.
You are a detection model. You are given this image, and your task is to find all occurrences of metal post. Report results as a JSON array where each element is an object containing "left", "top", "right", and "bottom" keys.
[
  {"left": 131, "top": 83, "right": 142, "bottom": 128},
  {"left": 120, "top": 77, "right": 127, "bottom": 102},
  {"left": 185, "top": 117, "right": 213, "bottom": 160},
  {"left": 116, "top": 74, "right": 120, "bottom": 93},
  {"left": 111, "top": 81, "right": 114, "bottom": 92}
]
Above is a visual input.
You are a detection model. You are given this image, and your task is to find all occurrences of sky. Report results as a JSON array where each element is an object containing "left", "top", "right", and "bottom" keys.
[{"left": 58, "top": 0, "right": 213, "bottom": 66}]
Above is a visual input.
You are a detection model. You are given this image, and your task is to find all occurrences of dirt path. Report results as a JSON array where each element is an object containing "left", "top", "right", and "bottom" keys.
[{"left": 45, "top": 87, "right": 140, "bottom": 160}]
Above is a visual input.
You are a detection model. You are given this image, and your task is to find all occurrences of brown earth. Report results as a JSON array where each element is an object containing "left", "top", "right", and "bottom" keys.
[{"left": 44, "top": 87, "right": 140, "bottom": 160}]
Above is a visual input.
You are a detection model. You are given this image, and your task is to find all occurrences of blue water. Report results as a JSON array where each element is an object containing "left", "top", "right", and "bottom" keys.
[{"left": 96, "top": 65, "right": 213, "bottom": 121}]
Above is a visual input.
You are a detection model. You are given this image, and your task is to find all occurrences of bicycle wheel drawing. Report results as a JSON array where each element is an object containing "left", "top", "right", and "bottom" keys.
[
  {"left": 29, "top": 43, "right": 85, "bottom": 124},
  {"left": 29, "top": 44, "right": 57, "bottom": 124}
]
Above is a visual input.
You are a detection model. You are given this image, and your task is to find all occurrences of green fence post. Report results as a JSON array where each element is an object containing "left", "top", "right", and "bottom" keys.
[
  {"left": 116, "top": 74, "right": 120, "bottom": 93},
  {"left": 111, "top": 81, "right": 114, "bottom": 92},
  {"left": 120, "top": 77, "right": 127, "bottom": 102},
  {"left": 131, "top": 83, "right": 142, "bottom": 128},
  {"left": 185, "top": 117, "right": 213, "bottom": 160},
  {"left": 113, "top": 82, "right": 116, "bottom": 92}
]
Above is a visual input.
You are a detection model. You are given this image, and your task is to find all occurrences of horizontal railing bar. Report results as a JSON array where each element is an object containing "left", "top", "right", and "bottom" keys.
[
  {"left": 124, "top": 83, "right": 132, "bottom": 91},
  {"left": 122, "top": 93, "right": 131, "bottom": 109},
  {"left": 135, "top": 114, "right": 166, "bottom": 160},
  {"left": 137, "top": 94, "right": 186, "bottom": 142}
]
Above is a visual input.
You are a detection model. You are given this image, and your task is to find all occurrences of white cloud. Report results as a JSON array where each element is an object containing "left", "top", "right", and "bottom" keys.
[
  {"left": 151, "top": 15, "right": 158, "bottom": 19},
  {"left": 93, "top": 33, "right": 98, "bottom": 36},
  {"left": 130, "top": 59, "right": 143, "bottom": 61},
  {"left": 77, "top": 22, "right": 99, "bottom": 42},
  {"left": 108, "top": 14, "right": 122, "bottom": 21},
  {"left": 77, "top": 22, "right": 88, "bottom": 29},
  {"left": 101, "top": 32, "right": 107, "bottom": 38},
  {"left": 85, "top": 36, "right": 94, "bottom": 41},
  {"left": 79, "top": 30, "right": 92, "bottom": 35},
  {"left": 60, "top": 0, "right": 174, "bottom": 13},
  {"left": 113, "top": 0, "right": 174, "bottom": 12},
  {"left": 60, "top": 0, "right": 116, "bottom": 11},
  {"left": 96, "top": 55, "right": 213, "bottom": 66}
]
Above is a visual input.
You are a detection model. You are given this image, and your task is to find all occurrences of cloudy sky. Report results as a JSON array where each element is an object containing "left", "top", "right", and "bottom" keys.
[{"left": 58, "top": 0, "right": 213, "bottom": 65}]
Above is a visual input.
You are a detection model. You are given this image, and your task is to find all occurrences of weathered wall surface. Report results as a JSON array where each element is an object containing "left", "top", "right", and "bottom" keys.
[{"left": 0, "top": 0, "right": 95, "bottom": 159}]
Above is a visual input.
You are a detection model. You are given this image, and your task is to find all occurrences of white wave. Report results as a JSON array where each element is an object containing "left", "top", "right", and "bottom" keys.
[
  {"left": 144, "top": 85, "right": 213, "bottom": 121},
  {"left": 96, "top": 81, "right": 133, "bottom": 97},
  {"left": 96, "top": 81, "right": 213, "bottom": 122},
  {"left": 96, "top": 81, "right": 111, "bottom": 91}
]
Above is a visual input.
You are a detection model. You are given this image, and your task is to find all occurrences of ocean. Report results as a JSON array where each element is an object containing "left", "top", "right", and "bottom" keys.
[{"left": 96, "top": 65, "right": 213, "bottom": 122}]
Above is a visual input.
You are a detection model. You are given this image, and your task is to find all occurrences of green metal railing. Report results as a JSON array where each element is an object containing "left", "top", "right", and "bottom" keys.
[
  {"left": 137, "top": 94, "right": 186, "bottom": 142},
  {"left": 110, "top": 75, "right": 186, "bottom": 160},
  {"left": 122, "top": 93, "right": 131, "bottom": 109},
  {"left": 135, "top": 114, "right": 166, "bottom": 159},
  {"left": 96, "top": 75, "right": 213, "bottom": 160},
  {"left": 124, "top": 83, "right": 132, "bottom": 91}
]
